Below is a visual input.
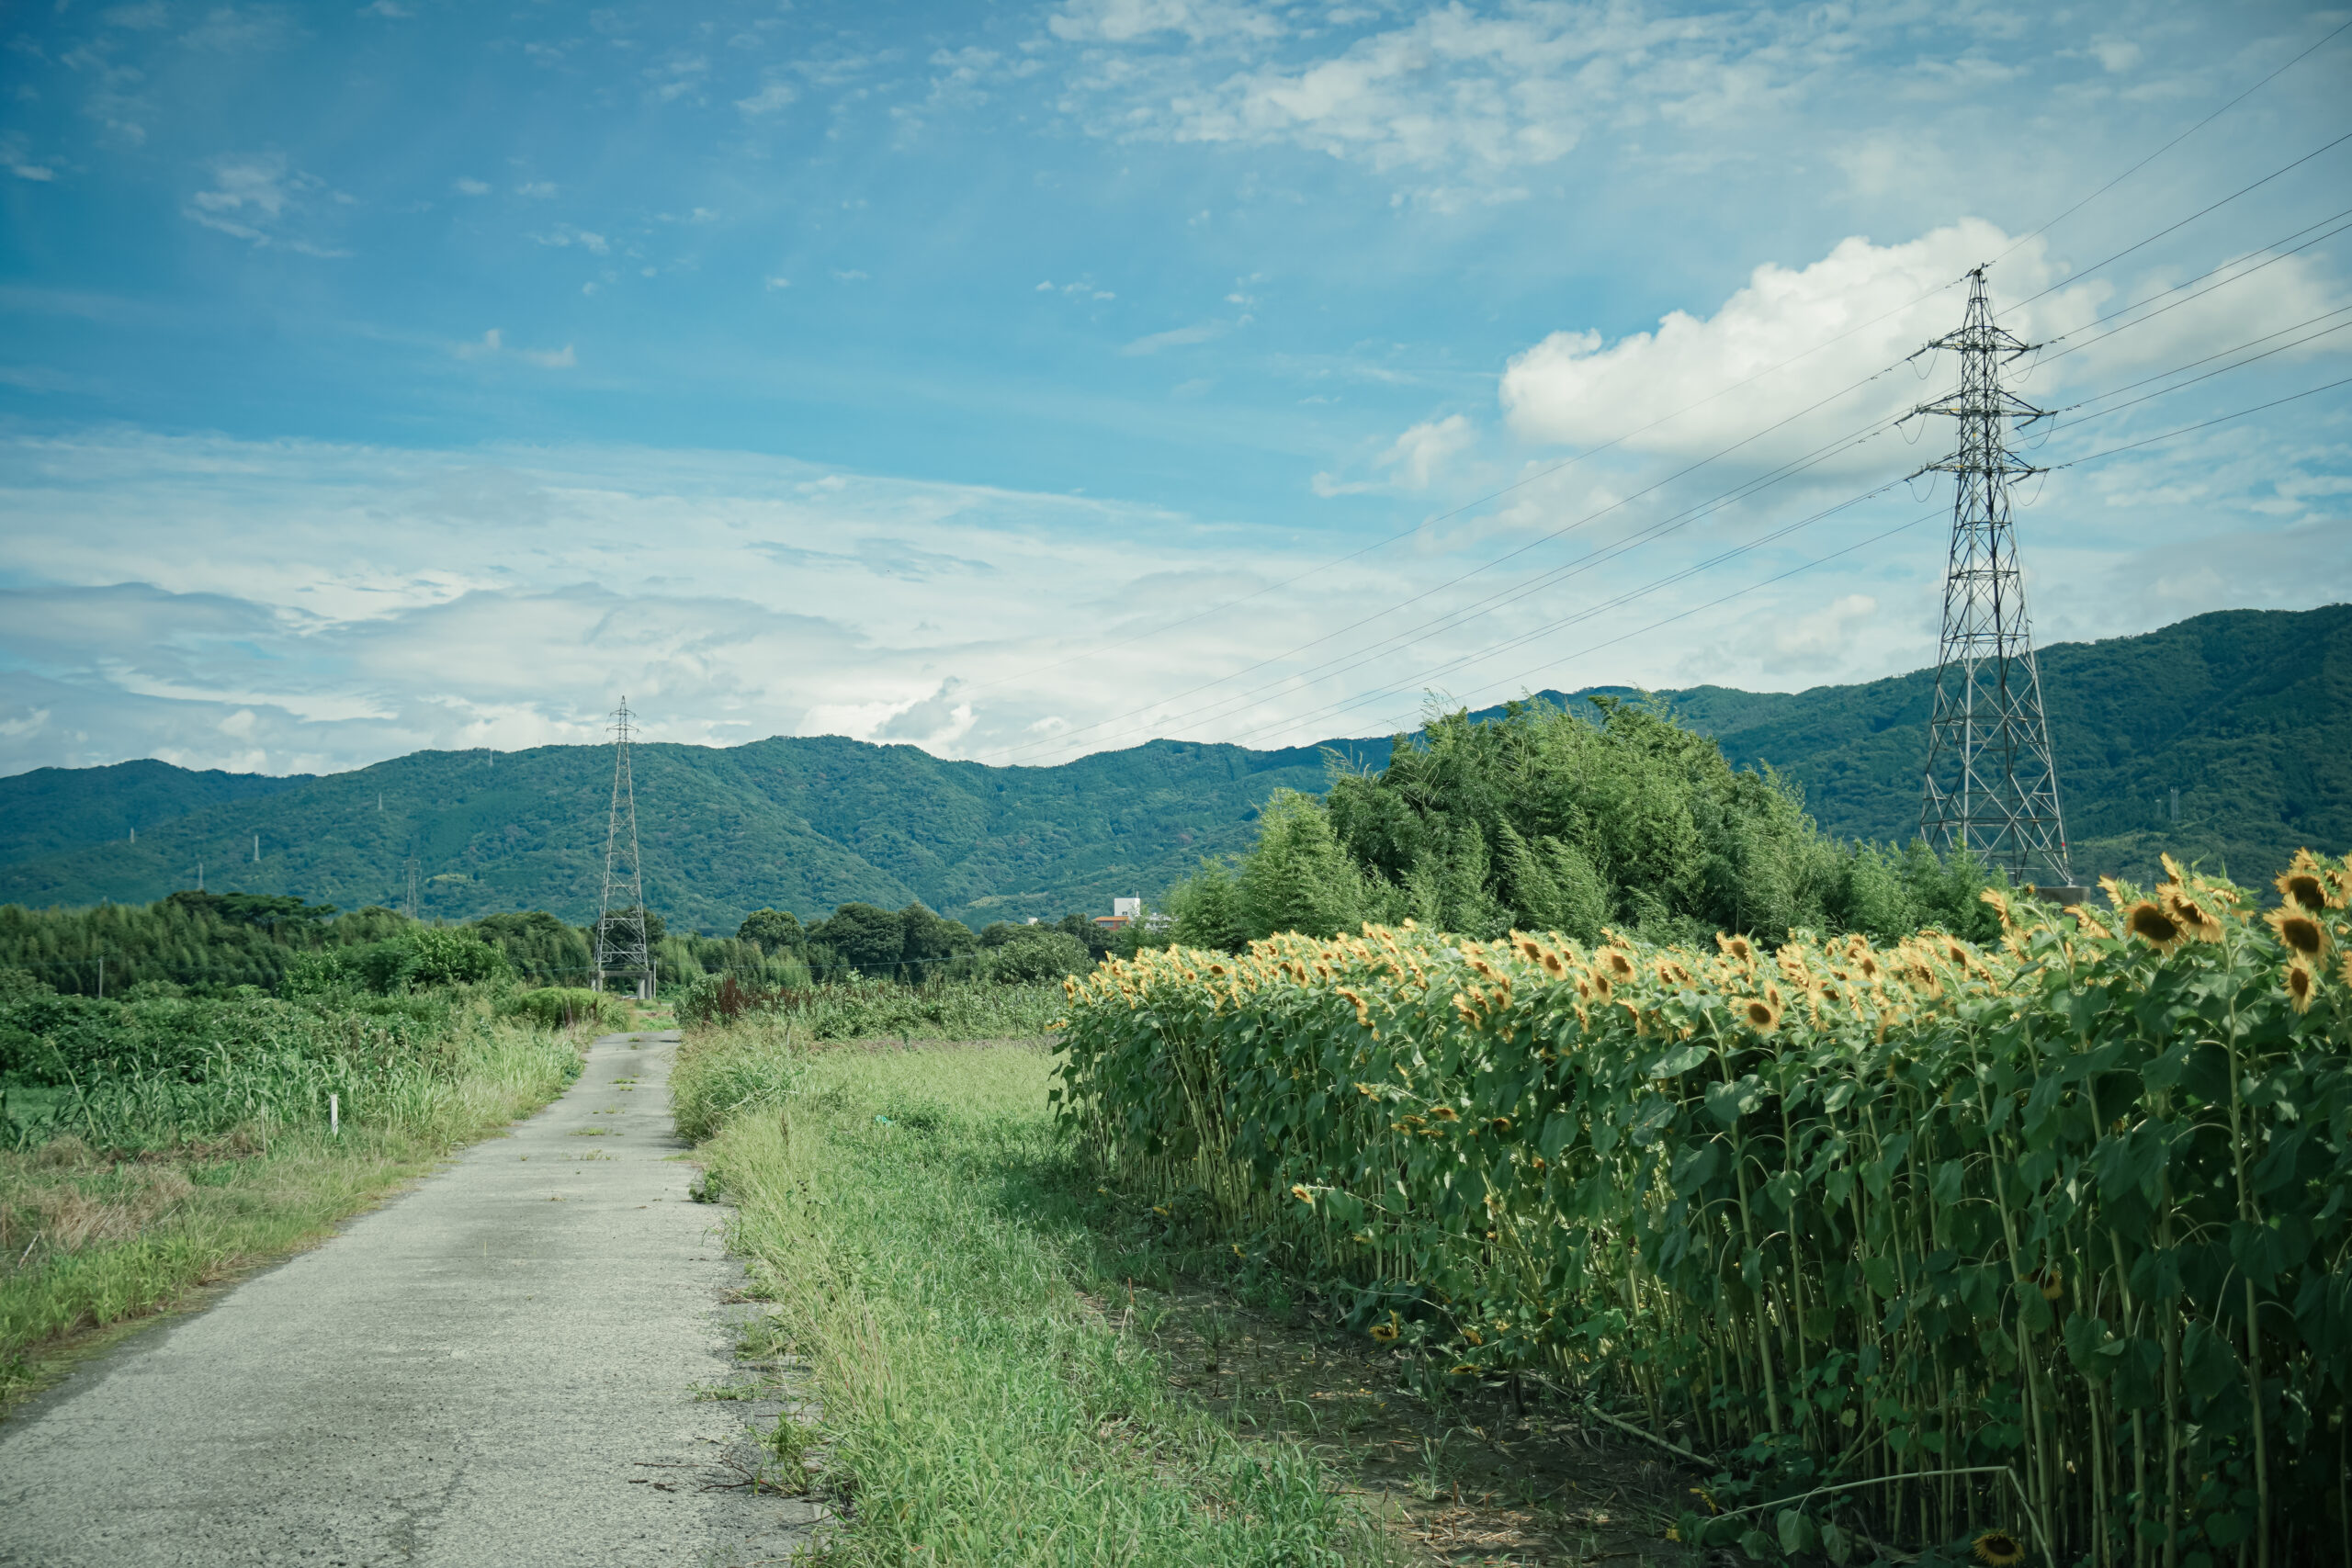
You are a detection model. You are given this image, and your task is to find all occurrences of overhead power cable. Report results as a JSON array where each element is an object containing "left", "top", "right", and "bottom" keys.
[
  {"left": 2002, "top": 128, "right": 2352, "bottom": 317},
  {"left": 978, "top": 350, "right": 1928, "bottom": 764},
  {"left": 1205, "top": 354, "right": 2352, "bottom": 752},
  {"left": 1988, "top": 14, "right": 2352, "bottom": 271}
]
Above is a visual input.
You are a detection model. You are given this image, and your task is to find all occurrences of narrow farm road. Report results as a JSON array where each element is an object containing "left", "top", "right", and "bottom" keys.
[{"left": 0, "top": 1032, "right": 816, "bottom": 1568}]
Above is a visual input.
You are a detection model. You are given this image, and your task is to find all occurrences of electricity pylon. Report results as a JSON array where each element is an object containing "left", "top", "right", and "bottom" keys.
[
  {"left": 1910, "top": 266, "right": 2075, "bottom": 888},
  {"left": 594, "top": 696, "right": 654, "bottom": 1000}
]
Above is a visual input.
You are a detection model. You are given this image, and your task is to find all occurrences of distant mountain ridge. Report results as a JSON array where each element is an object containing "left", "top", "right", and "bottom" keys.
[{"left": 1, "top": 605, "right": 2342, "bottom": 929}]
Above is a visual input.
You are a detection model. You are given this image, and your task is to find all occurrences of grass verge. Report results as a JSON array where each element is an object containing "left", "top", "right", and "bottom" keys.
[
  {"left": 684, "top": 1028, "right": 1389, "bottom": 1566},
  {"left": 1, "top": 1013, "right": 582, "bottom": 1405}
]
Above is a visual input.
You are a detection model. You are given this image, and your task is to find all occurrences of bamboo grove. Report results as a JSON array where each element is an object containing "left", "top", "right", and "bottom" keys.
[{"left": 1056, "top": 854, "right": 2352, "bottom": 1567}]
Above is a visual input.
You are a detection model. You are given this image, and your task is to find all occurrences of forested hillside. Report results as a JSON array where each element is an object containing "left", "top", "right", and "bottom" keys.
[{"left": 0, "top": 604, "right": 2340, "bottom": 928}]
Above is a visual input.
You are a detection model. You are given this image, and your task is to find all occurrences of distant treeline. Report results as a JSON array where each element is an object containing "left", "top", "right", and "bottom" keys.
[{"left": 0, "top": 892, "right": 797, "bottom": 997}]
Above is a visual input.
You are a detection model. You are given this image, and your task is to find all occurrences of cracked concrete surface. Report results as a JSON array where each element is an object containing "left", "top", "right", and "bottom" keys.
[{"left": 0, "top": 1032, "right": 819, "bottom": 1567}]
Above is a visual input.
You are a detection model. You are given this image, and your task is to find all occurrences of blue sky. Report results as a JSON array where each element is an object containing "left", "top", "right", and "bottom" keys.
[{"left": 2, "top": 0, "right": 2348, "bottom": 777}]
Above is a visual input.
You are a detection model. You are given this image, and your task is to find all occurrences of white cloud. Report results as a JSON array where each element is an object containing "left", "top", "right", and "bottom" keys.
[
  {"left": 183, "top": 152, "right": 347, "bottom": 254},
  {"left": 452, "top": 328, "right": 575, "bottom": 368},
  {"left": 1381, "top": 414, "right": 1475, "bottom": 489},
  {"left": 1048, "top": 0, "right": 1283, "bottom": 45},
  {"left": 1498, "top": 220, "right": 2099, "bottom": 466},
  {"left": 1, "top": 135, "right": 55, "bottom": 181},
  {"left": 453, "top": 176, "right": 491, "bottom": 196},
  {"left": 515, "top": 180, "right": 558, "bottom": 198},
  {"left": 532, "top": 226, "right": 609, "bottom": 254},
  {"left": 736, "top": 75, "right": 797, "bottom": 116},
  {"left": 1122, "top": 319, "right": 1231, "bottom": 355}
]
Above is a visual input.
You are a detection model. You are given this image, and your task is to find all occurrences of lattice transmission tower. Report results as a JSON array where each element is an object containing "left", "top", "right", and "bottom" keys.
[
  {"left": 594, "top": 696, "right": 653, "bottom": 1000},
  {"left": 1911, "top": 266, "right": 2075, "bottom": 889}
]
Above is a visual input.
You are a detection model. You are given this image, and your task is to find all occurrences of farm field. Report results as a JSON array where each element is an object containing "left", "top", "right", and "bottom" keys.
[{"left": 1059, "top": 855, "right": 2352, "bottom": 1568}]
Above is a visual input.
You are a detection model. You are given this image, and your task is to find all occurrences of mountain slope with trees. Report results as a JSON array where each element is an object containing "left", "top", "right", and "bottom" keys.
[{"left": 0, "top": 604, "right": 2340, "bottom": 929}]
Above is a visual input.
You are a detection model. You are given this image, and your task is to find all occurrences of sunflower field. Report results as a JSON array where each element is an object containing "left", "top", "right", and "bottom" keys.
[{"left": 1056, "top": 854, "right": 2352, "bottom": 1567}]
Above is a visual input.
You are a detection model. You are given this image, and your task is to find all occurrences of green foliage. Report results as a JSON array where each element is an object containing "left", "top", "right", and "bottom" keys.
[
  {"left": 1057, "top": 860, "right": 2352, "bottom": 1565},
  {"left": 736, "top": 908, "right": 805, "bottom": 953},
  {"left": 1173, "top": 699, "right": 2007, "bottom": 951},
  {"left": 669, "top": 1018, "right": 806, "bottom": 1144},
  {"left": 679, "top": 975, "right": 1065, "bottom": 1042},
  {"left": 804, "top": 901, "right": 978, "bottom": 982},
  {"left": 979, "top": 927, "right": 1091, "bottom": 984},
  {"left": 494, "top": 987, "right": 630, "bottom": 1032}
]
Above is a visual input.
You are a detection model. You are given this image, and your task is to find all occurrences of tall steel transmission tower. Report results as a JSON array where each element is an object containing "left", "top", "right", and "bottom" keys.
[
  {"left": 1911, "top": 266, "right": 2075, "bottom": 889},
  {"left": 594, "top": 696, "right": 653, "bottom": 1000}
]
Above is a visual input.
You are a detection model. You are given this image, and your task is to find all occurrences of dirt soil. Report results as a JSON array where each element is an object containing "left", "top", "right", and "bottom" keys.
[{"left": 1083, "top": 1277, "right": 1710, "bottom": 1568}]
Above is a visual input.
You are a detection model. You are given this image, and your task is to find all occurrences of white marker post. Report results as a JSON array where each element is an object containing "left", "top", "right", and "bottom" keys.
[{"left": 330, "top": 1093, "right": 340, "bottom": 1137}]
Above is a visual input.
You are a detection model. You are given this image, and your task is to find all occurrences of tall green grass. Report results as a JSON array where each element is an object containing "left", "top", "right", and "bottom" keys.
[
  {"left": 676, "top": 975, "right": 1064, "bottom": 1041},
  {"left": 689, "top": 1039, "right": 1386, "bottom": 1567}
]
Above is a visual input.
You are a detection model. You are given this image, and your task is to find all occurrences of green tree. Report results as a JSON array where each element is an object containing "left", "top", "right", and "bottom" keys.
[
  {"left": 737, "top": 908, "right": 806, "bottom": 954},
  {"left": 810, "top": 903, "right": 906, "bottom": 977}
]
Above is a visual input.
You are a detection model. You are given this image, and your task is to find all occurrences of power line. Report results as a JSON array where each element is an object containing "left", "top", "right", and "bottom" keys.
[
  {"left": 2003, "top": 128, "right": 2352, "bottom": 318},
  {"left": 1201, "top": 343, "right": 2352, "bottom": 754},
  {"left": 1988, "top": 14, "right": 2352, "bottom": 270},
  {"left": 983, "top": 348, "right": 1928, "bottom": 763}
]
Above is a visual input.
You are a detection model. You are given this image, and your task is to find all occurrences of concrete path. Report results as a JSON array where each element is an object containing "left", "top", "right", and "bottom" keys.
[{"left": 0, "top": 1032, "right": 818, "bottom": 1568}]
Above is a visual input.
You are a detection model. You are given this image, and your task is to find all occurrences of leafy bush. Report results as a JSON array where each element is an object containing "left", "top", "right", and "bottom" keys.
[{"left": 1057, "top": 854, "right": 2352, "bottom": 1566}]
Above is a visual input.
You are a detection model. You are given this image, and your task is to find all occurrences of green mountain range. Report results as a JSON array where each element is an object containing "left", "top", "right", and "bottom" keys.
[{"left": 0, "top": 604, "right": 2341, "bottom": 931}]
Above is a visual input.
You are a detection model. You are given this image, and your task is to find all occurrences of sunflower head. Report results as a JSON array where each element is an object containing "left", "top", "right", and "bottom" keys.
[
  {"left": 2268, "top": 908, "right": 2330, "bottom": 961},
  {"left": 2287, "top": 961, "right": 2318, "bottom": 1015},
  {"left": 1513, "top": 933, "right": 1544, "bottom": 963},
  {"left": 1716, "top": 932, "right": 1755, "bottom": 964},
  {"left": 1541, "top": 949, "right": 1567, "bottom": 979},
  {"left": 1741, "top": 997, "right": 1781, "bottom": 1032},
  {"left": 2277, "top": 868, "right": 2330, "bottom": 915},
  {"left": 2161, "top": 852, "right": 2188, "bottom": 885},
  {"left": 1488, "top": 1116, "right": 1511, "bottom": 1134},
  {"left": 1368, "top": 1321, "right": 1399, "bottom": 1343},
  {"left": 1856, "top": 952, "right": 1882, "bottom": 980},
  {"left": 2126, "top": 900, "right": 2186, "bottom": 953},
  {"left": 1588, "top": 971, "right": 1614, "bottom": 1000},
  {"left": 1601, "top": 947, "right": 1637, "bottom": 982},
  {"left": 1973, "top": 1529, "right": 2027, "bottom": 1567},
  {"left": 1430, "top": 1104, "right": 1460, "bottom": 1122},
  {"left": 2162, "top": 887, "right": 2223, "bottom": 942},
  {"left": 1291, "top": 1183, "right": 1316, "bottom": 1205}
]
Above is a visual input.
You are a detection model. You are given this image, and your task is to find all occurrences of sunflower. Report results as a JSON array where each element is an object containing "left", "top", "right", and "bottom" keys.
[
  {"left": 1541, "top": 949, "right": 1568, "bottom": 979},
  {"left": 1600, "top": 947, "right": 1637, "bottom": 982},
  {"left": 2286, "top": 961, "right": 2318, "bottom": 1015},
  {"left": 1368, "top": 1320, "right": 1399, "bottom": 1343},
  {"left": 1741, "top": 997, "right": 1781, "bottom": 1032},
  {"left": 1588, "top": 972, "right": 1614, "bottom": 1000},
  {"left": 2161, "top": 852, "right": 2188, "bottom": 885},
  {"left": 1449, "top": 1363, "right": 1479, "bottom": 1376},
  {"left": 1488, "top": 1116, "right": 1512, "bottom": 1134},
  {"left": 1207, "top": 962, "right": 1228, "bottom": 976},
  {"left": 1856, "top": 952, "right": 1883, "bottom": 981},
  {"left": 1513, "top": 933, "right": 1544, "bottom": 963},
  {"left": 1716, "top": 932, "right": 1756, "bottom": 964},
  {"left": 1979, "top": 886, "right": 2014, "bottom": 927},
  {"left": 2126, "top": 900, "right": 2187, "bottom": 953},
  {"left": 2277, "top": 867, "right": 2330, "bottom": 915},
  {"left": 2268, "top": 908, "right": 2330, "bottom": 962},
  {"left": 1430, "top": 1104, "right": 1460, "bottom": 1122},
  {"left": 1973, "top": 1529, "right": 2027, "bottom": 1566},
  {"left": 2165, "top": 888, "right": 2223, "bottom": 942}
]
